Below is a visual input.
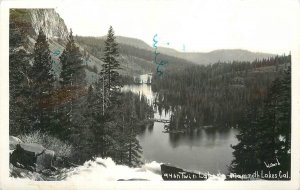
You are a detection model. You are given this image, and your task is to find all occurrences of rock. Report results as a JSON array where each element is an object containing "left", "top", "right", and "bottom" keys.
[
  {"left": 52, "top": 156, "right": 78, "bottom": 169},
  {"left": 10, "top": 162, "right": 57, "bottom": 181},
  {"left": 9, "top": 136, "right": 23, "bottom": 150},
  {"left": 10, "top": 144, "right": 36, "bottom": 171},
  {"left": 10, "top": 143, "right": 55, "bottom": 172},
  {"left": 36, "top": 149, "right": 55, "bottom": 172},
  {"left": 52, "top": 156, "right": 64, "bottom": 168},
  {"left": 20, "top": 143, "right": 45, "bottom": 155},
  {"left": 160, "top": 164, "right": 207, "bottom": 181}
]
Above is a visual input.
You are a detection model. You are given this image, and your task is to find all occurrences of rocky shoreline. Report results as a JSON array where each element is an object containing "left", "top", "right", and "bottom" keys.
[
  {"left": 9, "top": 136, "right": 227, "bottom": 181},
  {"left": 9, "top": 136, "right": 74, "bottom": 180}
]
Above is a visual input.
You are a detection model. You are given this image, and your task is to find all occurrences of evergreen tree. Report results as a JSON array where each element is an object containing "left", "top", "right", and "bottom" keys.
[
  {"left": 71, "top": 85, "right": 98, "bottom": 162},
  {"left": 60, "top": 29, "right": 86, "bottom": 87},
  {"left": 100, "top": 26, "right": 122, "bottom": 108},
  {"left": 230, "top": 103, "right": 261, "bottom": 174},
  {"left": 86, "top": 80, "right": 113, "bottom": 158},
  {"left": 9, "top": 49, "right": 32, "bottom": 135},
  {"left": 58, "top": 29, "right": 86, "bottom": 138},
  {"left": 276, "top": 67, "right": 291, "bottom": 172},
  {"left": 30, "top": 28, "right": 55, "bottom": 132},
  {"left": 114, "top": 93, "right": 143, "bottom": 167},
  {"left": 230, "top": 67, "right": 291, "bottom": 179},
  {"left": 9, "top": 19, "right": 32, "bottom": 135}
]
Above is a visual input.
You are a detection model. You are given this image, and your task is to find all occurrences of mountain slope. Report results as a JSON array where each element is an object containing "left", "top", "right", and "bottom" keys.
[
  {"left": 93, "top": 35, "right": 274, "bottom": 66},
  {"left": 116, "top": 36, "right": 153, "bottom": 51},
  {"left": 158, "top": 47, "right": 275, "bottom": 65},
  {"left": 75, "top": 36, "right": 196, "bottom": 75},
  {"left": 10, "top": 9, "right": 161, "bottom": 82}
]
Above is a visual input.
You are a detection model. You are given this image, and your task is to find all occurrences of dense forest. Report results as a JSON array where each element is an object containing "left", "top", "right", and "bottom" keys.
[
  {"left": 152, "top": 55, "right": 290, "bottom": 129},
  {"left": 9, "top": 23, "right": 153, "bottom": 166},
  {"left": 230, "top": 66, "right": 291, "bottom": 179},
  {"left": 152, "top": 55, "right": 291, "bottom": 179}
]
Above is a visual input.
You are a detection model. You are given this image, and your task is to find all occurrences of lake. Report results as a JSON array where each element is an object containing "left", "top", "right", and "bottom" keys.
[{"left": 122, "top": 82, "right": 239, "bottom": 174}]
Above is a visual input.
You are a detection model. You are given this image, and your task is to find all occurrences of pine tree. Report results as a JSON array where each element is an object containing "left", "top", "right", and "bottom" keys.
[
  {"left": 86, "top": 81, "right": 113, "bottom": 158},
  {"left": 114, "top": 93, "right": 143, "bottom": 167},
  {"left": 9, "top": 19, "right": 32, "bottom": 135},
  {"left": 264, "top": 67, "right": 291, "bottom": 173},
  {"left": 276, "top": 67, "right": 291, "bottom": 173},
  {"left": 230, "top": 67, "right": 291, "bottom": 178},
  {"left": 230, "top": 103, "right": 261, "bottom": 174},
  {"left": 124, "top": 127, "right": 143, "bottom": 167},
  {"left": 73, "top": 85, "right": 99, "bottom": 162},
  {"left": 100, "top": 26, "right": 122, "bottom": 107},
  {"left": 9, "top": 50, "right": 33, "bottom": 135},
  {"left": 30, "top": 28, "right": 55, "bottom": 132},
  {"left": 58, "top": 29, "right": 86, "bottom": 138},
  {"left": 60, "top": 29, "right": 86, "bottom": 87}
]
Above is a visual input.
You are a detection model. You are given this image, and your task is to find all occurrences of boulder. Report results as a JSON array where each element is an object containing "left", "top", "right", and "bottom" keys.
[
  {"left": 9, "top": 136, "right": 23, "bottom": 150},
  {"left": 10, "top": 143, "right": 55, "bottom": 172},
  {"left": 20, "top": 143, "right": 45, "bottom": 154},
  {"left": 9, "top": 163, "right": 58, "bottom": 181},
  {"left": 36, "top": 149, "right": 55, "bottom": 172},
  {"left": 52, "top": 156, "right": 79, "bottom": 169},
  {"left": 10, "top": 144, "right": 37, "bottom": 171}
]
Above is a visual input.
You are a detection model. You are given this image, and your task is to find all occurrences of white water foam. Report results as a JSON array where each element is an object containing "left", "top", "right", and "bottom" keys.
[
  {"left": 8, "top": 157, "right": 226, "bottom": 184},
  {"left": 64, "top": 157, "right": 163, "bottom": 181}
]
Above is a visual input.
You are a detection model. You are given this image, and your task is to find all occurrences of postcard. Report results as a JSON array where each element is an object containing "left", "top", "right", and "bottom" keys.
[{"left": 0, "top": 0, "right": 299, "bottom": 189}]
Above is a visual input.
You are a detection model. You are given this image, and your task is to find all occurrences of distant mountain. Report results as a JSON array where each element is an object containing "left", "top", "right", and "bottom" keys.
[
  {"left": 157, "top": 47, "right": 275, "bottom": 65},
  {"left": 116, "top": 36, "right": 153, "bottom": 51},
  {"left": 100, "top": 36, "right": 275, "bottom": 65},
  {"left": 75, "top": 36, "right": 196, "bottom": 76}
]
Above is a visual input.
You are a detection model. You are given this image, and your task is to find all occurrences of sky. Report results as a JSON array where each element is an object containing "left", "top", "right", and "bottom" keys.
[{"left": 55, "top": 0, "right": 300, "bottom": 54}]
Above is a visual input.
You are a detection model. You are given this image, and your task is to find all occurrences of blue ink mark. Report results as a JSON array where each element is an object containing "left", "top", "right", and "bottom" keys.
[
  {"left": 53, "top": 49, "right": 60, "bottom": 56},
  {"left": 152, "top": 34, "right": 168, "bottom": 76},
  {"left": 156, "top": 67, "right": 163, "bottom": 76},
  {"left": 182, "top": 44, "right": 185, "bottom": 52},
  {"left": 153, "top": 34, "right": 158, "bottom": 48},
  {"left": 159, "top": 60, "right": 168, "bottom": 66},
  {"left": 154, "top": 49, "right": 160, "bottom": 63}
]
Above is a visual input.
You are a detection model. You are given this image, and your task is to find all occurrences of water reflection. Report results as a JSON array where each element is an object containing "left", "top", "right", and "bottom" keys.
[
  {"left": 122, "top": 85, "right": 155, "bottom": 106},
  {"left": 137, "top": 120, "right": 239, "bottom": 174},
  {"left": 165, "top": 128, "right": 234, "bottom": 149},
  {"left": 123, "top": 79, "right": 239, "bottom": 174},
  {"left": 148, "top": 123, "right": 154, "bottom": 133}
]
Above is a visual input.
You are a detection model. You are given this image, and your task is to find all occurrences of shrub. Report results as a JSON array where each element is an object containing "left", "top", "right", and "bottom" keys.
[{"left": 18, "top": 130, "right": 73, "bottom": 158}]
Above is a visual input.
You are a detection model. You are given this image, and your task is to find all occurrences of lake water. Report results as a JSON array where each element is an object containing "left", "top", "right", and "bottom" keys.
[{"left": 122, "top": 83, "right": 239, "bottom": 174}]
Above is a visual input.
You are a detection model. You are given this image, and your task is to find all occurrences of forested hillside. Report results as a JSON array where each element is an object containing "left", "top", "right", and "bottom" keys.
[
  {"left": 158, "top": 48, "right": 274, "bottom": 65},
  {"left": 75, "top": 36, "right": 196, "bottom": 75},
  {"left": 230, "top": 66, "right": 291, "bottom": 178},
  {"left": 151, "top": 55, "right": 291, "bottom": 179},
  {"left": 152, "top": 55, "right": 291, "bottom": 129},
  {"left": 9, "top": 9, "right": 153, "bottom": 167}
]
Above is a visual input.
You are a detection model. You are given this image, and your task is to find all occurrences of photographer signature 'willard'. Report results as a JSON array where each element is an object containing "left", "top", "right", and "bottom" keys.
[{"left": 264, "top": 158, "right": 280, "bottom": 168}]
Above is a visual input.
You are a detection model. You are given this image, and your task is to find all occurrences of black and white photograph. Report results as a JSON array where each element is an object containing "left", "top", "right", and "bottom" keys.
[{"left": 0, "top": 0, "right": 299, "bottom": 189}]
